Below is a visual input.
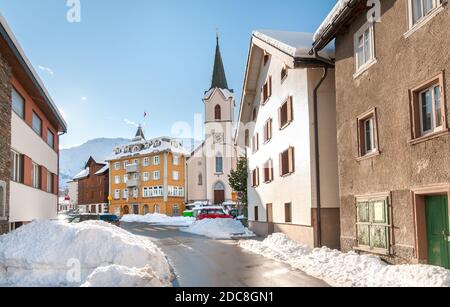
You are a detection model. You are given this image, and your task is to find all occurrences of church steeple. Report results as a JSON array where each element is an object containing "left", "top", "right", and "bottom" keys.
[
  {"left": 133, "top": 125, "right": 145, "bottom": 141},
  {"left": 210, "top": 34, "right": 229, "bottom": 91}
]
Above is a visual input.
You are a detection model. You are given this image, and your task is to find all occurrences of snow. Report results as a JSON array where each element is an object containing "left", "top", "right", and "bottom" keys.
[
  {"left": 72, "top": 167, "right": 89, "bottom": 180},
  {"left": 181, "top": 219, "right": 255, "bottom": 240},
  {"left": 0, "top": 220, "right": 173, "bottom": 287},
  {"left": 203, "top": 87, "right": 234, "bottom": 100},
  {"left": 253, "top": 30, "right": 335, "bottom": 59},
  {"left": 121, "top": 214, "right": 195, "bottom": 227},
  {"left": 95, "top": 164, "right": 109, "bottom": 175},
  {"left": 240, "top": 233, "right": 450, "bottom": 287},
  {"left": 313, "top": 0, "right": 352, "bottom": 42}
]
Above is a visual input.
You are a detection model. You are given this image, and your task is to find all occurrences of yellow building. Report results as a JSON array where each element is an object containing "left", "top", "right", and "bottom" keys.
[{"left": 107, "top": 127, "right": 188, "bottom": 217}]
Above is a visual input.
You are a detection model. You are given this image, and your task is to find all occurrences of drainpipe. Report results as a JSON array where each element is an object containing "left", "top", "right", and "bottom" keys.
[{"left": 312, "top": 58, "right": 329, "bottom": 248}]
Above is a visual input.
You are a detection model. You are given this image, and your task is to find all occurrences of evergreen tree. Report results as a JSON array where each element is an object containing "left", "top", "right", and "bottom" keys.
[{"left": 228, "top": 158, "right": 248, "bottom": 218}]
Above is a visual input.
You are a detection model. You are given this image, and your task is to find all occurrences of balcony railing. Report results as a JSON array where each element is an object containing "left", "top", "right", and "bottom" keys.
[
  {"left": 126, "top": 164, "right": 139, "bottom": 173},
  {"left": 127, "top": 179, "right": 140, "bottom": 188}
]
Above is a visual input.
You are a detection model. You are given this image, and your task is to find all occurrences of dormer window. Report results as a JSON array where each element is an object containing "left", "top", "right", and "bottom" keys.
[
  {"left": 281, "top": 65, "right": 288, "bottom": 82},
  {"left": 215, "top": 104, "right": 222, "bottom": 120},
  {"left": 263, "top": 52, "right": 271, "bottom": 66},
  {"left": 133, "top": 146, "right": 140, "bottom": 153}
]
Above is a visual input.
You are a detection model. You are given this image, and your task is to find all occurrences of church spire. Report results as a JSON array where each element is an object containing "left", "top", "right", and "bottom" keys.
[
  {"left": 134, "top": 125, "right": 145, "bottom": 141},
  {"left": 210, "top": 33, "right": 229, "bottom": 90}
]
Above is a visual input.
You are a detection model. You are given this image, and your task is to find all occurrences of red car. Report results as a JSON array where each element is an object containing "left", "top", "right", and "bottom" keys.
[{"left": 196, "top": 207, "right": 232, "bottom": 220}]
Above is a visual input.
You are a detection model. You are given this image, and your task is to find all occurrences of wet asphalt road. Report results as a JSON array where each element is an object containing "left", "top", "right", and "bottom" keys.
[{"left": 121, "top": 222, "right": 328, "bottom": 287}]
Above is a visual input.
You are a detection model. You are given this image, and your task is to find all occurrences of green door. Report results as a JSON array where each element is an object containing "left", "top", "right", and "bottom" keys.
[{"left": 425, "top": 196, "right": 450, "bottom": 269}]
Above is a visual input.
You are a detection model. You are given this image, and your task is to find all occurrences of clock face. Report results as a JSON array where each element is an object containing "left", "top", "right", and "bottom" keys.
[{"left": 213, "top": 133, "right": 224, "bottom": 144}]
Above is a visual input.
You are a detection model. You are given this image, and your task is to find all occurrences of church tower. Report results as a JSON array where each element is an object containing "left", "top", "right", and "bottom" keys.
[{"left": 202, "top": 35, "right": 235, "bottom": 205}]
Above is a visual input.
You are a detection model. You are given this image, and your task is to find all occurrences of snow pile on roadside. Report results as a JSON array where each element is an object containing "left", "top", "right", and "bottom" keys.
[
  {"left": 81, "top": 265, "right": 167, "bottom": 287},
  {"left": 239, "top": 233, "right": 450, "bottom": 287},
  {"left": 181, "top": 218, "right": 255, "bottom": 240},
  {"left": 121, "top": 213, "right": 195, "bottom": 227},
  {"left": 0, "top": 220, "right": 172, "bottom": 287}
]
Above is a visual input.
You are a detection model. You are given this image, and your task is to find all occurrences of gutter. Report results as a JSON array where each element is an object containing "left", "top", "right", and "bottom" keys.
[{"left": 311, "top": 50, "right": 333, "bottom": 247}]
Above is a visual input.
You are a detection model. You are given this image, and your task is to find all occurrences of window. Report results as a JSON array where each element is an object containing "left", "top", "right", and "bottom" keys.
[
  {"left": 123, "top": 175, "right": 128, "bottom": 184},
  {"left": 254, "top": 206, "right": 259, "bottom": 221},
  {"left": 31, "top": 163, "right": 41, "bottom": 189},
  {"left": 114, "top": 175, "right": 120, "bottom": 184},
  {"left": 215, "top": 105, "right": 222, "bottom": 120},
  {"left": 252, "top": 167, "right": 260, "bottom": 187},
  {"left": 12, "top": 87, "right": 25, "bottom": 119},
  {"left": 279, "top": 97, "right": 293, "bottom": 129},
  {"left": 153, "top": 171, "right": 160, "bottom": 180},
  {"left": 46, "top": 129, "right": 55, "bottom": 149},
  {"left": 409, "top": 74, "right": 447, "bottom": 140},
  {"left": 263, "top": 159, "right": 273, "bottom": 183},
  {"left": 154, "top": 204, "right": 160, "bottom": 214},
  {"left": 11, "top": 150, "right": 24, "bottom": 183},
  {"left": 122, "top": 189, "right": 129, "bottom": 199},
  {"left": 245, "top": 129, "right": 250, "bottom": 148},
  {"left": 215, "top": 155, "right": 223, "bottom": 174},
  {"left": 252, "top": 134, "right": 259, "bottom": 153},
  {"left": 281, "top": 65, "right": 288, "bottom": 81},
  {"left": 32, "top": 112, "right": 42, "bottom": 136},
  {"left": 143, "top": 187, "right": 151, "bottom": 198},
  {"left": 356, "top": 197, "right": 390, "bottom": 253},
  {"left": 354, "top": 22, "right": 375, "bottom": 73},
  {"left": 47, "top": 172, "right": 54, "bottom": 193},
  {"left": 173, "top": 205, "right": 180, "bottom": 216},
  {"left": 264, "top": 118, "right": 273, "bottom": 143},
  {"left": 143, "top": 172, "right": 149, "bottom": 182},
  {"left": 263, "top": 52, "right": 270, "bottom": 66},
  {"left": 143, "top": 157, "right": 150, "bottom": 167},
  {"left": 123, "top": 161, "right": 128, "bottom": 169},
  {"left": 114, "top": 162, "right": 120, "bottom": 170},
  {"left": 285, "top": 203, "right": 292, "bottom": 223},
  {"left": 357, "top": 108, "right": 379, "bottom": 158},
  {"left": 198, "top": 173, "right": 203, "bottom": 186},
  {"left": 132, "top": 188, "right": 138, "bottom": 198},
  {"left": 261, "top": 76, "right": 272, "bottom": 104},
  {"left": 410, "top": 0, "right": 443, "bottom": 26},
  {"left": 143, "top": 205, "right": 149, "bottom": 215},
  {"left": 173, "top": 171, "right": 180, "bottom": 181},
  {"left": 114, "top": 189, "right": 120, "bottom": 200},
  {"left": 280, "top": 147, "right": 295, "bottom": 177},
  {"left": 252, "top": 107, "right": 257, "bottom": 122},
  {"left": 154, "top": 156, "right": 160, "bottom": 166},
  {"left": 173, "top": 155, "right": 180, "bottom": 166}
]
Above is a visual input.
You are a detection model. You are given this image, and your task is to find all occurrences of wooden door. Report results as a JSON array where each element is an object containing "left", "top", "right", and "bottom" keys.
[
  {"left": 214, "top": 190, "right": 225, "bottom": 205},
  {"left": 267, "top": 204, "right": 274, "bottom": 234},
  {"left": 426, "top": 195, "right": 450, "bottom": 269}
]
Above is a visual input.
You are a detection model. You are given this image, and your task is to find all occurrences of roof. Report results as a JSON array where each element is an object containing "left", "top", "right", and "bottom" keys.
[
  {"left": 73, "top": 168, "right": 89, "bottom": 180},
  {"left": 203, "top": 87, "right": 234, "bottom": 101},
  {"left": 95, "top": 164, "right": 109, "bottom": 175},
  {"left": 253, "top": 30, "right": 335, "bottom": 60},
  {"left": 107, "top": 136, "right": 190, "bottom": 161},
  {"left": 210, "top": 35, "right": 230, "bottom": 91},
  {"left": 0, "top": 14, "right": 67, "bottom": 132},
  {"left": 134, "top": 125, "right": 145, "bottom": 141}
]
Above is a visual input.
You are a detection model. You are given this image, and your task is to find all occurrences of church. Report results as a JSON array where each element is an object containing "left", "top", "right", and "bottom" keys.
[{"left": 186, "top": 36, "right": 237, "bottom": 205}]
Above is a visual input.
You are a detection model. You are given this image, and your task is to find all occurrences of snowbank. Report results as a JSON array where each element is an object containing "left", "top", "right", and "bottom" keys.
[
  {"left": 121, "top": 214, "right": 195, "bottom": 227},
  {"left": 0, "top": 220, "right": 172, "bottom": 287},
  {"left": 239, "top": 233, "right": 450, "bottom": 287},
  {"left": 182, "top": 219, "right": 255, "bottom": 240}
]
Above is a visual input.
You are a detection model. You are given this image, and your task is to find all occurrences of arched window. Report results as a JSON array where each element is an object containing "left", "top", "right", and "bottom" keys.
[
  {"left": 216, "top": 154, "right": 223, "bottom": 174},
  {"left": 214, "top": 181, "right": 225, "bottom": 191},
  {"left": 198, "top": 173, "right": 203, "bottom": 186},
  {"left": 143, "top": 205, "right": 149, "bottom": 215},
  {"left": 215, "top": 105, "right": 222, "bottom": 120}
]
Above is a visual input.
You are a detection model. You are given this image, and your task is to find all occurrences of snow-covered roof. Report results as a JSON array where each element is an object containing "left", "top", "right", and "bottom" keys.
[
  {"left": 95, "top": 164, "right": 109, "bottom": 175},
  {"left": 253, "top": 30, "right": 335, "bottom": 60},
  {"left": 73, "top": 168, "right": 89, "bottom": 180},
  {"left": 203, "top": 87, "right": 234, "bottom": 101},
  {"left": 107, "top": 136, "right": 190, "bottom": 161},
  {"left": 313, "top": 0, "right": 352, "bottom": 42}
]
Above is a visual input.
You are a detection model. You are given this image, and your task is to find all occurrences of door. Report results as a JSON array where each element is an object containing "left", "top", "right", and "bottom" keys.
[
  {"left": 214, "top": 190, "right": 225, "bottom": 205},
  {"left": 266, "top": 204, "right": 274, "bottom": 234},
  {"left": 123, "top": 205, "right": 130, "bottom": 215},
  {"left": 425, "top": 195, "right": 450, "bottom": 269}
]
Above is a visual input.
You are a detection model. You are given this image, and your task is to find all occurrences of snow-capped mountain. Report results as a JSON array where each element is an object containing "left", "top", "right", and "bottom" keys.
[{"left": 59, "top": 137, "right": 201, "bottom": 188}]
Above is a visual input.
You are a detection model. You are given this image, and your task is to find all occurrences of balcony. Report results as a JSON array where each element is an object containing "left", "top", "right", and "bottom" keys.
[
  {"left": 127, "top": 179, "right": 140, "bottom": 188},
  {"left": 126, "top": 164, "right": 139, "bottom": 173}
]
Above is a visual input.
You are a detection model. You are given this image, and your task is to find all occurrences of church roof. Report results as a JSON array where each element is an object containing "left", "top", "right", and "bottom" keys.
[{"left": 210, "top": 35, "right": 230, "bottom": 91}]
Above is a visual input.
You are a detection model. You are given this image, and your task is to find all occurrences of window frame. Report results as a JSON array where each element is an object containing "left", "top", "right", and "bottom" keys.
[
  {"left": 263, "top": 118, "right": 273, "bottom": 144},
  {"left": 408, "top": 0, "right": 444, "bottom": 29},
  {"left": 356, "top": 107, "right": 380, "bottom": 159},
  {"left": 31, "top": 162, "right": 41, "bottom": 189},
  {"left": 353, "top": 22, "right": 376, "bottom": 76},
  {"left": 46, "top": 129, "right": 55, "bottom": 149},
  {"left": 281, "top": 64, "right": 288, "bottom": 83},
  {"left": 153, "top": 171, "right": 161, "bottom": 181},
  {"left": 32, "top": 111, "right": 43, "bottom": 137},
  {"left": 215, "top": 154, "right": 223, "bottom": 174},
  {"left": 154, "top": 156, "right": 160, "bottom": 166},
  {"left": 279, "top": 96, "right": 294, "bottom": 130},
  {"left": 263, "top": 159, "right": 274, "bottom": 183},
  {"left": 409, "top": 72, "right": 448, "bottom": 143},
  {"left": 12, "top": 87, "right": 25, "bottom": 119},
  {"left": 214, "top": 104, "right": 222, "bottom": 121},
  {"left": 173, "top": 170, "right": 180, "bottom": 181},
  {"left": 252, "top": 167, "right": 260, "bottom": 188},
  {"left": 279, "top": 147, "right": 295, "bottom": 177},
  {"left": 285, "top": 203, "right": 292, "bottom": 224},
  {"left": 11, "top": 150, "right": 24, "bottom": 183},
  {"left": 261, "top": 76, "right": 272, "bottom": 105}
]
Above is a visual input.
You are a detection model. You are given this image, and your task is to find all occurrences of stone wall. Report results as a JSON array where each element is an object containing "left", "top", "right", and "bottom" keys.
[{"left": 0, "top": 51, "right": 11, "bottom": 234}]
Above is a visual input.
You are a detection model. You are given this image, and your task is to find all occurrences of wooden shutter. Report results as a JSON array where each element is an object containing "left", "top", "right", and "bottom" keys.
[
  {"left": 254, "top": 206, "right": 259, "bottom": 221},
  {"left": 288, "top": 147, "right": 295, "bottom": 173},
  {"left": 287, "top": 96, "right": 293, "bottom": 122},
  {"left": 268, "top": 76, "right": 272, "bottom": 98},
  {"left": 256, "top": 167, "right": 260, "bottom": 186}
]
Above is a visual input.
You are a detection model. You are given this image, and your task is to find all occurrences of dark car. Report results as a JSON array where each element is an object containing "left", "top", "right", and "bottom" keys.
[
  {"left": 70, "top": 214, "right": 120, "bottom": 226},
  {"left": 99, "top": 214, "right": 120, "bottom": 226}
]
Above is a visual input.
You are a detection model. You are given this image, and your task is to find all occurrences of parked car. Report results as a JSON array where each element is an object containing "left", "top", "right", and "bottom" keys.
[
  {"left": 196, "top": 206, "right": 232, "bottom": 220},
  {"left": 70, "top": 214, "right": 120, "bottom": 226}
]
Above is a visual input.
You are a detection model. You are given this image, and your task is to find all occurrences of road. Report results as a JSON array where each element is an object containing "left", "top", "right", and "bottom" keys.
[{"left": 121, "top": 222, "right": 328, "bottom": 287}]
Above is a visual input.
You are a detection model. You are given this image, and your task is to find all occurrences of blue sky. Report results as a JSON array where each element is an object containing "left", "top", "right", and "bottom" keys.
[{"left": 0, "top": 0, "right": 336, "bottom": 148}]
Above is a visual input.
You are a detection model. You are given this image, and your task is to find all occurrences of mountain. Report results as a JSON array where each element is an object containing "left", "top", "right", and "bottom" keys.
[{"left": 59, "top": 137, "right": 201, "bottom": 188}]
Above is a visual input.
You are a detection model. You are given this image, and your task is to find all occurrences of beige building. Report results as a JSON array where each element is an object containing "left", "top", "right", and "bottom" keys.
[
  {"left": 186, "top": 36, "right": 237, "bottom": 205},
  {"left": 236, "top": 30, "right": 340, "bottom": 249}
]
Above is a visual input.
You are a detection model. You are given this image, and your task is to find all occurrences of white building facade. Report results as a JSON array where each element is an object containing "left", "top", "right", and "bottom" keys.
[
  {"left": 187, "top": 36, "right": 237, "bottom": 205},
  {"left": 236, "top": 31, "right": 340, "bottom": 248}
]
